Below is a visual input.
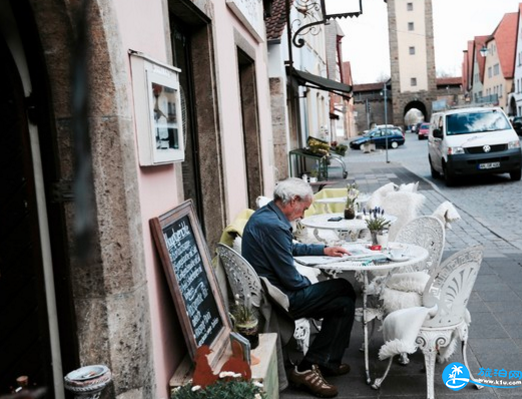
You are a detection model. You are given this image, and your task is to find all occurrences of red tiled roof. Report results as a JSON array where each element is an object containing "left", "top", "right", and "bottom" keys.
[
  {"left": 265, "top": 0, "right": 292, "bottom": 41},
  {"left": 492, "top": 12, "right": 518, "bottom": 79},
  {"left": 436, "top": 77, "right": 462, "bottom": 87},
  {"left": 352, "top": 82, "right": 385, "bottom": 92}
]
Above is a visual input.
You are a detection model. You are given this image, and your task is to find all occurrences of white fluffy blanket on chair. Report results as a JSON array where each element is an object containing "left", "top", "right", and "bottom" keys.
[
  {"left": 382, "top": 192, "right": 426, "bottom": 240},
  {"left": 378, "top": 306, "right": 437, "bottom": 360},
  {"left": 432, "top": 201, "right": 461, "bottom": 229},
  {"left": 378, "top": 305, "right": 470, "bottom": 363},
  {"left": 366, "top": 183, "right": 426, "bottom": 241}
]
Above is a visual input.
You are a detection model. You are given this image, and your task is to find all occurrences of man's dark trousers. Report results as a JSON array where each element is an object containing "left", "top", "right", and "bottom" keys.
[{"left": 288, "top": 278, "right": 356, "bottom": 369}]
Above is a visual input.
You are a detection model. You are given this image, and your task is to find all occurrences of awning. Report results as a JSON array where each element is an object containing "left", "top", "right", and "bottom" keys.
[{"left": 289, "top": 67, "right": 352, "bottom": 98}]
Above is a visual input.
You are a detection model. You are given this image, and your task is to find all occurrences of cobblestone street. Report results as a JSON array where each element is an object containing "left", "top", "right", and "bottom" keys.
[{"left": 280, "top": 136, "right": 522, "bottom": 398}]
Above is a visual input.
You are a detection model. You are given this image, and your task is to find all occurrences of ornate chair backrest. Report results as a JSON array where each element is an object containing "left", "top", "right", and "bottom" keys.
[
  {"left": 422, "top": 246, "right": 483, "bottom": 328},
  {"left": 216, "top": 243, "right": 263, "bottom": 308},
  {"left": 395, "top": 215, "right": 445, "bottom": 272}
]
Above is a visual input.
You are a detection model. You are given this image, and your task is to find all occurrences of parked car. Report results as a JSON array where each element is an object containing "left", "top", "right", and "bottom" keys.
[
  {"left": 511, "top": 116, "right": 522, "bottom": 135},
  {"left": 349, "top": 127, "right": 405, "bottom": 149},
  {"left": 428, "top": 106, "right": 522, "bottom": 186},
  {"left": 418, "top": 122, "right": 430, "bottom": 140}
]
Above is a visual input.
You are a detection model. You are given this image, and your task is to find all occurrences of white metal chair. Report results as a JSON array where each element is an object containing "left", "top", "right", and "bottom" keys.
[
  {"left": 363, "top": 216, "right": 445, "bottom": 338},
  {"left": 379, "top": 216, "right": 446, "bottom": 314},
  {"left": 372, "top": 245, "right": 484, "bottom": 399},
  {"left": 216, "top": 243, "right": 311, "bottom": 354}
]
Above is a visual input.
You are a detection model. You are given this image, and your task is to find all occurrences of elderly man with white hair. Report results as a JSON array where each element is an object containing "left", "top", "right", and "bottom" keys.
[{"left": 242, "top": 178, "right": 356, "bottom": 398}]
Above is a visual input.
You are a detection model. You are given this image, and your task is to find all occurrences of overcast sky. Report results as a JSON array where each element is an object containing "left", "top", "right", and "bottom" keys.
[{"left": 337, "top": 0, "right": 522, "bottom": 84}]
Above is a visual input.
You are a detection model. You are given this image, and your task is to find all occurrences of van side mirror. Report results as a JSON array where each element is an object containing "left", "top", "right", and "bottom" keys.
[{"left": 432, "top": 128, "right": 443, "bottom": 138}]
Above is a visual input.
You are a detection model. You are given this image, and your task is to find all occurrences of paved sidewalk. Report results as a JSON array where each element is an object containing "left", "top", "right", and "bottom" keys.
[{"left": 280, "top": 160, "right": 522, "bottom": 398}]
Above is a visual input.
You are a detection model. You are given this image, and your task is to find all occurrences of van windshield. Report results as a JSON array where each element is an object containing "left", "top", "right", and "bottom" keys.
[{"left": 445, "top": 110, "right": 511, "bottom": 135}]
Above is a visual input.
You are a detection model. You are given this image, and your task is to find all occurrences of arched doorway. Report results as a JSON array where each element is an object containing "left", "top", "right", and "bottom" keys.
[{"left": 403, "top": 100, "right": 428, "bottom": 130}]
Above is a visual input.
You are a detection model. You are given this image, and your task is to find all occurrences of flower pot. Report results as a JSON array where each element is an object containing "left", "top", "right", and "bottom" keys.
[
  {"left": 344, "top": 207, "right": 356, "bottom": 220},
  {"left": 236, "top": 320, "right": 259, "bottom": 349},
  {"left": 376, "top": 229, "right": 389, "bottom": 249},
  {"left": 370, "top": 230, "right": 379, "bottom": 246}
]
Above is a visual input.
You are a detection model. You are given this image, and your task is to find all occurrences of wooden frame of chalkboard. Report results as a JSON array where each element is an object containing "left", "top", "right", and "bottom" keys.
[{"left": 150, "top": 200, "right": 231, "bottom": 368}]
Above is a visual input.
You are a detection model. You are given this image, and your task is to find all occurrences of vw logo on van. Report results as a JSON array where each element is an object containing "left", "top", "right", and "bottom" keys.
[{"left": 483, "top": 145, "right": 491, "bottom": 153}]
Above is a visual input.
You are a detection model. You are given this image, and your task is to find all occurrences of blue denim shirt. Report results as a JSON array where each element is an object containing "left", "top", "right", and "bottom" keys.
[{"left": 242, "top": 201, "right": 325, "bottom": 295}]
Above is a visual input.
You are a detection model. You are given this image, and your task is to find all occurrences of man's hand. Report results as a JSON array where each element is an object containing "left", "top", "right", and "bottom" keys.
[{"left": 324, "top": 246, "right": 350, "bottom": 257}]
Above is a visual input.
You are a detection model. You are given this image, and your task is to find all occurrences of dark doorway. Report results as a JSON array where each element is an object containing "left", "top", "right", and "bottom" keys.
[
  {"left": 171, "top": 18, "right": 204, "bottom": 224},
  {"left": 0, "top": 37, "right": 53, "bottom": 395},
  {"left": 237, "top": 49, "right": 263, "bottom": 210}
]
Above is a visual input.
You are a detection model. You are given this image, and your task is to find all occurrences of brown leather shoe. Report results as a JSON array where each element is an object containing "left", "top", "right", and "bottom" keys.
[
  {"left": 289, "top": 364, "right": 338, "bottom": 398},
  {"left": 319, "top": 363, "right": 351, "bottom": 377}
]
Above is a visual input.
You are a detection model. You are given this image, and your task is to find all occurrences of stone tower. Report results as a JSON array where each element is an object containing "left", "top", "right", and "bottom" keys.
[{"left": 387, "top": 0, "right": 438, "bottom": 124}]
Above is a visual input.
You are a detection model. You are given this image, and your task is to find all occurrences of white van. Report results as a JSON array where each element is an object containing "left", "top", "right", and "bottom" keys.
[{"left": 428, "top": 106, "right": 522, "bottom": 186}]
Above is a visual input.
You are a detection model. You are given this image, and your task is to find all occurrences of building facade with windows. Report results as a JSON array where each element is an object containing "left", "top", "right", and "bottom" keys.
[{"left": 482, "top": 12, "right": 517, "bottom": 112}]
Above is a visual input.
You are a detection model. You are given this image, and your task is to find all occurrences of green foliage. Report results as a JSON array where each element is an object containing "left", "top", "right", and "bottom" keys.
[
  {"left": 364, "top": 207, "right": 391, "bottom": 232},
  {"left": 366, "top": 216, "right": 391, "bottom": 232},
  {"left": 171, "top": 380, "right": 266, "bottom": 399},
  {"left": 345, "top": 183, "right": 359, "bottom": 208},
  {"left": 333, "top": 144, "right": 347, "bottom": 156}
]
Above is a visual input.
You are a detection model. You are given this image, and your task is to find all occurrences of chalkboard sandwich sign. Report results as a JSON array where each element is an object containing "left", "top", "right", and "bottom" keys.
[{"left": 150, "top": 200, "right": 231, "bottom": 368}]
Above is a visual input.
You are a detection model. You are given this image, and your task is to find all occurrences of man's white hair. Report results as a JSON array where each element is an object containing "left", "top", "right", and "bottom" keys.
[{"left": 273, "top": 178, "right": 313, "bottom": 205}]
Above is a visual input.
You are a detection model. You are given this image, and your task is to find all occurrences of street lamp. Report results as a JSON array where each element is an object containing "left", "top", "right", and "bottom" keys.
[
  {"left": 479, "top": 45, "right": 488, "bottom": 58},
  {"left": 290, "top": 0, "right": 363, "bottom": 48}
]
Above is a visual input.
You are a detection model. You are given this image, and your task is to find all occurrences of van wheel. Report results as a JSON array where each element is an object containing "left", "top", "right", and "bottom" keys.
[
  {"left": 391, "top": 141, "right": 399, "bottom": 149},
  {"left": 443, "top": 163, "right": 456, "bottom": 187},
  {"left": 429, "top": 157, "right": 440, "bottom": 179},
  {"left": 510, "top": 170, "right": 522, "bottom": 181}
]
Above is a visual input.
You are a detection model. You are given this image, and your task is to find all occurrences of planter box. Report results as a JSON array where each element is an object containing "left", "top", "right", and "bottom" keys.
[
  {"left": 170, "top": 333, "right": 279, "bottom": 398},
  {"left": 361, "top": 143, "right": 376, "bottom": 153}
]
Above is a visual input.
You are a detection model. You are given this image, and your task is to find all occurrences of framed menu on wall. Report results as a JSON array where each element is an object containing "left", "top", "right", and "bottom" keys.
[
  {"left": 130, "top": 50, "right": 185, "bottom": 166},
  {"left": 150, "top": 200, "right": 231, "bottom": 367}
]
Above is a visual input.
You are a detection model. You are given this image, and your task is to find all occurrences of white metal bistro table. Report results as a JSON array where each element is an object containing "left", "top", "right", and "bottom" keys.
[
  {"left": 300, "top": 212, "right": 397, "bottom": 242},
  {"left": 295, "top": 242, "right": 429, "bottom": 385}
]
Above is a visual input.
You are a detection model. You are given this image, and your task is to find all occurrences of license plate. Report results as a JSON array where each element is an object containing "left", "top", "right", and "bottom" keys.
[{"left": 478, "top": 162, "right": 500, "bottom": 170}]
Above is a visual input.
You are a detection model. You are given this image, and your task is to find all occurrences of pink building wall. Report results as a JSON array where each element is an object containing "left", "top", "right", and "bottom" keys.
[{"left": 110, "top": 0, "right": 275, "bottom": 396}]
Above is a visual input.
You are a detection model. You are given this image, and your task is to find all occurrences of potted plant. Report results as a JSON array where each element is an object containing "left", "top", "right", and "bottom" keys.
[
  {"left": 309, "top": 169, "right": 319, "bottom": 183},
  {"left": 230, "top": 295, "right": 259, "bottom": 349},
  {"left": 344, "top": 183, "right": 359, "bottom": 219},
  {"left": 334, "top": 143, "right": 348, "bottom": 156},
  {"left": 364, "top": 207, "right": 391, "bottom": 246}
]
